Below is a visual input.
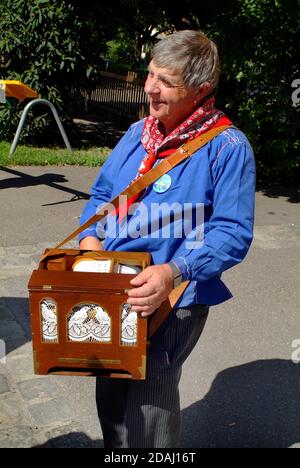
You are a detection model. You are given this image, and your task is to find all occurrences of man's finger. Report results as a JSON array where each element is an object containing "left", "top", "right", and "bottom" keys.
[
  {"left": 129, "top": 305, "right": 157, "bottom": 317},
  {"left": 127, "top": 283, "right": 156, "bottom": 298},
  {"left": 130, "top": 269, "right": 150, "bottom": 287},
  {"left": 127, "top": 293, "right": 158, "bottom": 307}
]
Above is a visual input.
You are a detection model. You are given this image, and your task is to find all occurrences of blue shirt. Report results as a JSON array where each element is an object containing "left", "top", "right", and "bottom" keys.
[{"left": 79, "top": 119, "right": 256, "bottom": 307}]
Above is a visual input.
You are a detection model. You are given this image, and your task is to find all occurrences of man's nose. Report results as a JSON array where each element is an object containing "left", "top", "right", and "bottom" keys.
[{"left": 144, "top": 76, "right": 160, "bottom": 95}]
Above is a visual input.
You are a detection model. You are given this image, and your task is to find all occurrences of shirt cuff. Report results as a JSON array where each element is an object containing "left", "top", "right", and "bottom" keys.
[
  {"left": 78, "top": 227, "right": 98, "bottom": 242},
  {"left": 171, "top": 256, "right": 190, "bottom": 282}
]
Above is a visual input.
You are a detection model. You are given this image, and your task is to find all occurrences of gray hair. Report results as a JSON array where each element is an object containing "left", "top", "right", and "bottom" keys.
[{"left": 151, "top": 30, "right": 220, "bottom": 92}]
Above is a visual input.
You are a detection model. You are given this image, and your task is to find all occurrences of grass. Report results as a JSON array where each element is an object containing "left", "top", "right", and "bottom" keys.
[{"left": 0, "top": 141, "right": 111, "bottom": 166}]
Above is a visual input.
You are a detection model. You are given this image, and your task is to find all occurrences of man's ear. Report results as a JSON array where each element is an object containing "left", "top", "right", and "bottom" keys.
[{"left": 195, "top": 82, "right": 211, "bottom": 103}]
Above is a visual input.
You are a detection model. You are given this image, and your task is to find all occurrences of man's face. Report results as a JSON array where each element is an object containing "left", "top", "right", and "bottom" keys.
[{"left": 144, "top": 61, "right": 200, "bottom": 135}]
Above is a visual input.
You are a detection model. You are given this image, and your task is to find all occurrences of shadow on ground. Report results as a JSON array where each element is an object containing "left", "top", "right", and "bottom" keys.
[
  {"left": 0, "top": 297, "right": 31, "bottom": 354},
  {"left": 181, "top": 359, "right": 300, "bottom": 448},
  {"left": 35, "top": 359, "right": 300, "bottom": 448},
  {"left": 34, "top": 432, "right": 103, "bottom": 448},
  {"left": 256, "top": 183, "right": 300, "bottom": 203},
  {"left": 0, "top": 166, "right": 90, "bottom": 205},
  {"left": 2, "top": 296, "right": 299, "bottom": 448}
]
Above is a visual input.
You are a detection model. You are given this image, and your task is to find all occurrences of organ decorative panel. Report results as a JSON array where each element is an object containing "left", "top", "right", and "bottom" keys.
[
  {"left": 68, "top": 303, "right": 111, "bottom": 343},
  {"left": 121, "top": 303, "right": 138, "bottom": 346},
  {"left": 40, "top": 298, "right": 58, "bottom": 343}
]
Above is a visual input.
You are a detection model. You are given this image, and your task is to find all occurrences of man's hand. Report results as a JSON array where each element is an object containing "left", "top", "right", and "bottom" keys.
[{"left": 127, "top": 264, "right": 174, "bottom": 317}]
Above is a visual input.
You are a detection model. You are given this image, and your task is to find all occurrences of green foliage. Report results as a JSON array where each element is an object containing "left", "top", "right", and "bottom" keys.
[
  {"left": 159, "top": 0, "right": 300, "bottom": 183},
  {"left": 0, "top": 0, "right": 298, "bottom": 183},
  {"left": 107, "top": 32, "right": 136, "bottom": 63},
  {"left": 0, "top": 0, "right": 105, "bottom": 145},
  {"left": 116, "top": 0, "right": 173, "bottom": 61},
  {"left": 105, "top": 33, "right": 139, "bottom": 74},
  {"left": 108, "top": 0, "right": 300, "bottom": 183},
  {"left": 212, "top": 0, "right": 300, "bottom": 184}
]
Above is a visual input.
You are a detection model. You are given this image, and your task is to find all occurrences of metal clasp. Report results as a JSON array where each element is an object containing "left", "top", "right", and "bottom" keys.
[{"left": 179, "top": 145, "right": 189, "bottom": 155}]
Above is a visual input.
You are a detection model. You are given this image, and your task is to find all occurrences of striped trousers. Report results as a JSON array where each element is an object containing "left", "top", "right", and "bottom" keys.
[{"left": 96, "top": 304, "right": 209, "bottom": 448}]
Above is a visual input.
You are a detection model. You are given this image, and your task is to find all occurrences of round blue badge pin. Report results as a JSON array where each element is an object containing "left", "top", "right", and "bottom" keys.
[{"left": 153, "top": 174, "right": 172, "bottom": 193}]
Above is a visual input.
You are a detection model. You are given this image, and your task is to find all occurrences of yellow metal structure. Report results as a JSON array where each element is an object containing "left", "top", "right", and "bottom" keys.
[
  {"left": 0, "top": 80, "right": 71, "bottom": 155},
  {"left": 0, "top": 80, "right": 38, "bottom": 101}
]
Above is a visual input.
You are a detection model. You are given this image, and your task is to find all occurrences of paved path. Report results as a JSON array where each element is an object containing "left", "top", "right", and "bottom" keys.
[{"left": 0, "top": 166, "right": 300, "bottom": 448}]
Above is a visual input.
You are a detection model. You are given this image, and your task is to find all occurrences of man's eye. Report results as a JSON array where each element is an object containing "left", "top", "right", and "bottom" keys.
[{"left": 162, "top": 80, "right": 173, "bottom": 87}]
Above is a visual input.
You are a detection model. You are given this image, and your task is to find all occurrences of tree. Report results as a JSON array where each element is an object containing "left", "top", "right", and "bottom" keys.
[
  {"left": 0, "top": 0, "right": 298, "bottom": 182},
  {"left": 162, "top": 0, "right": 300, "bottom": 183},
  {"left": 94, "top": 0, "right": 300, "bottom": 182},
  {"left": 108, "top": 0, "right": 174, "bottom": 66},
  {"left": 0, "top": 0, "right": 109, "bottom": 144}
]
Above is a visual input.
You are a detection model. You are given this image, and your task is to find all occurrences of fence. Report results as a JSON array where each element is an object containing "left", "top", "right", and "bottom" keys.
[{"left": 79, "top": 71, "right": 149, "bottom": 121}]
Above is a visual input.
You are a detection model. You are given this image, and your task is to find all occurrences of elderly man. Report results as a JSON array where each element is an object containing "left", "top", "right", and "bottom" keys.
[{"left": 79, "top": 30, "right": 256, "bottom": 448}]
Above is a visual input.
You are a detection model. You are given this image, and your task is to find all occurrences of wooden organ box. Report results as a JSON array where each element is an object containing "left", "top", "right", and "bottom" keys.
[{"left": 28, "top": 249, "right": 151, "bottom": 380}]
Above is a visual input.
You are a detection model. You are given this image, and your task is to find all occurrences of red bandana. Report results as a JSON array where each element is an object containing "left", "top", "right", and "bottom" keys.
[
  {"left": 116, "top": 97, "right": 232, "bottom": 220},
  {"left": 141, "top": 96, "right": 225, "bottom": 153}
]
